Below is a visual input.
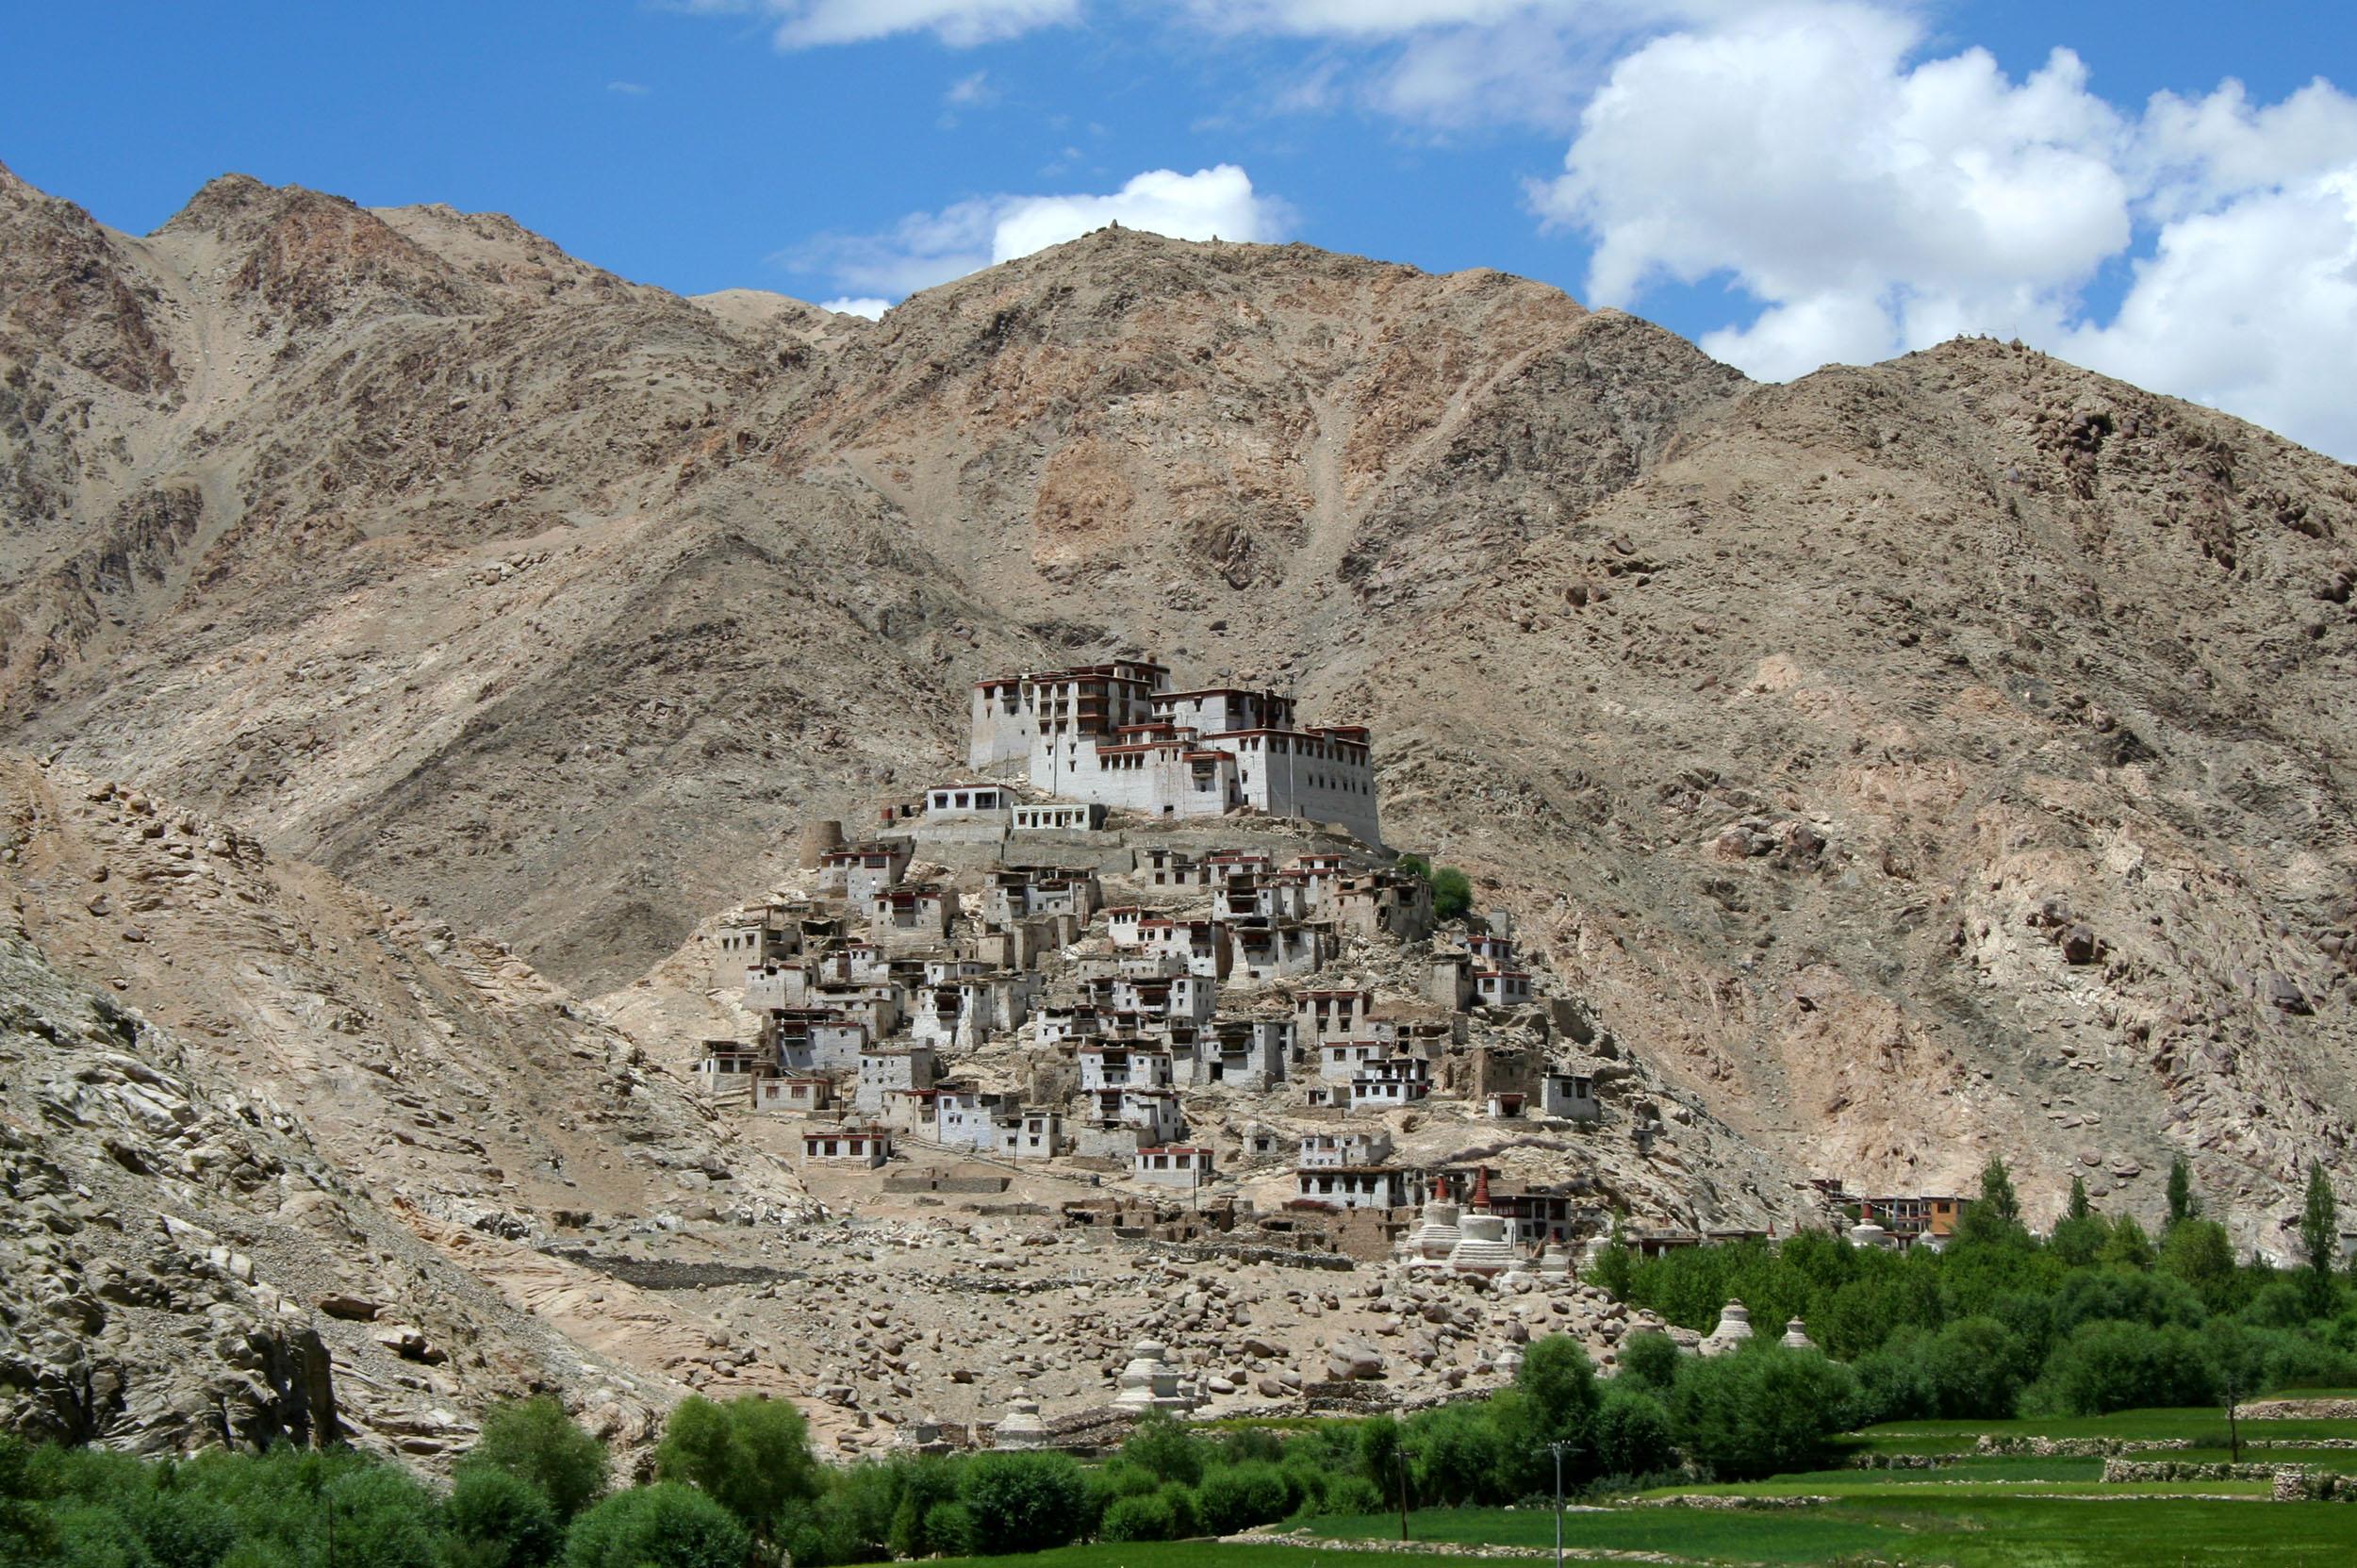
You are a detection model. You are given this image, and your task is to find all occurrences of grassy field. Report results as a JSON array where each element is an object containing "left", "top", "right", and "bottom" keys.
[
  {"left": 1302, "top": 1496, "right": 2357, "bottom": 1564},
  {"left": 1273, "top": 1405, "right": 2357, "bottom": 1564}
]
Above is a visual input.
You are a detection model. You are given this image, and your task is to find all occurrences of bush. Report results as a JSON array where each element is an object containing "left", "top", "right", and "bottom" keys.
[
  {"left": 1407, "top": 1405, "right": 1512, "bottom": 1506},
  {"left": 1668, "top": 1347, "right": 1856, "bottom": 1481},
  {"left": 957, "top": 1451, "right": 1087, "bottom": 1555},
  {"left": 1096, "top": 1492, "right": 1175, "bottom": 1543},
  {"left": 1588, "top": 1388, "right": 1674, "bottom": 1479},
  {"left": 1195, "top": 1461, "right": 1292, "bottom": 1534},
  {"left": 1120, "top": 1413, "right": 1206, "bottom": 1487},
  {"left": 1515, "top": 1336, "right": 1602, "bottom": 1446},
  {"left": 653, "top": 1395, "right": 820, "bottom": 1540},
  {"left": 563, "top": 1484, "right": 749, "bottom": 1568},
  {"left": 444, "top": 1467, "right": 562, "bottom": 1568},
  {"left": 919, "top": 1501, "right": 975, "bottom": 1558},
  {"left": 464, "top": 1398, "right": 609, "bottom": 1522},
  {"left": 1156, "top": 1482, "right": 1201, "bottom": 1539},
  {"left": 1614, "top": 1332, "right": 1683, "bottom": 1397},
  {"left": 1308, "top": 1476, "right": 1384, "bottom": 1518},
  {"left": 2026, "top": 1319, "right": 2218, "bottom": 1416}
]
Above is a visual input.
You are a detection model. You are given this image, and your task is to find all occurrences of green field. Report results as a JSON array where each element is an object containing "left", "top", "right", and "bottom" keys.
[{"left": 1265, "top": 1405, "right": 2357, "bottom": 1565}]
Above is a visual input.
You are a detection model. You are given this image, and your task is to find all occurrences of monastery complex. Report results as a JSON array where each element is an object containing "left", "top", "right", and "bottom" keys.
[{"left": 693, "top": 658, "right": 1962, "bottom": 1290}]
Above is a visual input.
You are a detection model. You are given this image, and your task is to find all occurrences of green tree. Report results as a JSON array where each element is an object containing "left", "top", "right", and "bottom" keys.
[
  {"left": 0, "top": 1435, "right": 57, "bottom": 1565},
  {"left": 1614, "top": 1331, "right": 1683, "bottom": 1399},
  {"left": 653, "top": 1395, "right": 820, "bottom": 1541},
  {"left": 1096, "top": 1492, "right": 1175, "bottom": 1543},
  {"left": 956, "top": 1451, "right": 1086, "bottom": 1556},
  {"left": 1119, "top": 1412, "right": 1205, "bottom": 1487},
  {"left": 2301, "top": 1163, "right": 2341, "bottom": 1306},
  {"left": 444, "top": 1467, "right": 562, "bottom": 1568},
  {"left": 2067, "top": 1175, "right": 2092, "bottom": 1221},
  {"left": 1429, "top": 868, "right": 1474, "bottom": 923},
  {"left": 1953, "top": 1157, "right": 2026, "bottom": 1246},
  {"left": 1588, "top": 1388, "right": 1674, "bottom": 1478},
  {"left": 563, "top": 1484, "right": 749, "bottom": 1568},
  {"left": 319, "top": 1464, "right": 438, "bottom": 1568},
  {"left": 1195, "top": 1461, "right": 1293, "bottom": 1534},
  {"left": 2158, "top": 1218, "right": 2240, "bottom": 1312},
  {"left": 2167, "top": 1158, "right": 2202, "bottom": 1230},
  {"left": 462, "top": 1397, "right": 609, "bottom": 1522},
  {"left": 2026, "top": 1319, "right": 2218, "bottom": 1416},
  {"left": 1513, "top": 1335, "right": 1602, "bottom": 1447},
  {"left": 1666, "top": 1346, "right": 1856, "bottom": 1481},
  {"left": 2100, "top": 1214, "right": 2157, "bottom": 1272}
]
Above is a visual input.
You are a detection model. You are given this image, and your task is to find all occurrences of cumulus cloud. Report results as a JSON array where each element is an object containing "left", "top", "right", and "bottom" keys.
[
  {"left": 790, "top": 164, "right": 1291, "bottom": 301},
  {"left": 1530, "top": 2, "right": 2357, "bottom": 456},
  {"left": 820, "top": 296, "right": 893, "bottom": 319}
]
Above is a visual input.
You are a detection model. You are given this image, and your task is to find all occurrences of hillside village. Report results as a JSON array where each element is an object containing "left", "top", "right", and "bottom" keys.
[{"left": 666, "top": 659, "right": 1981, "bottom": 1443}]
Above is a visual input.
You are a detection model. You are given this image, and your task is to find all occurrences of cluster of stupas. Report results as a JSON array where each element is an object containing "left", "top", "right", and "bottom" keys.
[
  {"left": 1698, "top": 1298, "right": 1817, "bottom": 1357},
  {"left": 1393, "top": 1169, "right": 1573, "bottom": 1279}
]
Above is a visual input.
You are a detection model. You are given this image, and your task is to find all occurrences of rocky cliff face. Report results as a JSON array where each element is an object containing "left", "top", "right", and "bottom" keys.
[{"left": 1, "top": 162, "right": 2351, "bottom": 1276}]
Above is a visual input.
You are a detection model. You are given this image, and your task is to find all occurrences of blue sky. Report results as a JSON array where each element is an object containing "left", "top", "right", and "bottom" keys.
[{"left": 5, "top": 2, "right": 2353, "bottom": 454}]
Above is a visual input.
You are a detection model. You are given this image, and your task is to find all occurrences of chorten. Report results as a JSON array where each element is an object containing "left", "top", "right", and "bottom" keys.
[
  {"left": 1444, "top": 1167, "right": 1517, "bottom": 1276},
  {"left": 1780, "top": 1317, "right": 1817, "bottom": 1351},
  {"left": 1406, "top": 1173, "right": 1462, "bottom": 1268},
  {"left": 1537, "top": 1243, "right": 1573, "bottom": 1281},
  {"left": 1699, "top": 1298, "right": 1755, "bottom": 1356},
  {"left": 993, "top": 1390, "right": 1047, "bottom": 1448},
  {"left": 1112, "top": 1340, "right": 1193, "bottom": 1411},
  {"left": 1846, "top": 1212, "right": 1897, "bottom": 1249}
]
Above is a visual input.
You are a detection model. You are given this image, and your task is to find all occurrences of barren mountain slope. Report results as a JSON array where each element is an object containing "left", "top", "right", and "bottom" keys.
[
  {"left": 0, "top": 753, "right": 827, "bottom": 1455},
  {"left": 3, "top": 163, "right": 2352, "bottom": 1247}
]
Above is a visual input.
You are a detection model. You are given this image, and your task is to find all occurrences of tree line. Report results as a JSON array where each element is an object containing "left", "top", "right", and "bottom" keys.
[{"left": 1589, "top": 1156, "right": 2357, "bottom": 1423}]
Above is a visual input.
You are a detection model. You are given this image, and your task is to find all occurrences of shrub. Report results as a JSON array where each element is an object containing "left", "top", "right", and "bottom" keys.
[
  {"left": 1668, "top": 1347, "right": 1856, "bottom": 1480},
  {"left": 1156, "top": 1482, "right": 1201, "bottom": 1539},
  {"left": 1588, "top": 1388, "right": 1674, "bottom": 1479},
  {"left": 1614, "top": 1332, "right": 1683, "bottom": 1398},
  {"left": 919, "top": 1501, "right": 975, "bottom": 1558},
  {"left": 1121, "top": 1413, "right": 1206, "bottom": 1487},
  {"left": 1408, "top": 1405, "right": 1513, "bottom": 1506},
  {"left": 1195, "top": 1461, "right": 1292, "bottom": 1534},
  {"left": 1516, "top": 1336, "right": 1602, "bottom": 1446},
  {"left": 1309, "top": 1476, "right": 1384, "bottom": 1518},
  {"left": 444, "top": 1467, "right": 562, "bottom": 1568},
  {"left": 2026, "top": 1319, "right": 2218, "bottom": 1416},
  {"left": 1096, "top": 1492, "right": 1175, "bottom": 1543},
  {"left": 653, "top": 1395, "right": 820, "bottom": 1540},
  {"left": 563, "top": 1484, "right": 749, "bottom": 1568},
  {"left": 957, "top": 1451, "right": 1087, "bottom": 1555},
  {"left": 463, "top": 1398, "right": 609, "bottom": 1522}
]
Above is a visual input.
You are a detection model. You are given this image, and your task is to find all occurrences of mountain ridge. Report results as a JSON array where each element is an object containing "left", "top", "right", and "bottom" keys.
[{"left": 3, "top": 160, "right": 2351, "bottom": 1263}]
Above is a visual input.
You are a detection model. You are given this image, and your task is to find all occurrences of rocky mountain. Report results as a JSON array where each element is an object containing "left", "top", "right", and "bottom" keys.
[{"left": 2, "top": 156, "right": 2352, "bottom": 1296}]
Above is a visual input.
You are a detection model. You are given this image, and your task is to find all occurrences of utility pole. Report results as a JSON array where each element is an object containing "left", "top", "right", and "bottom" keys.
[
  {"left": 2225, "top": 1369, "right": 2242, "bottom": 1465},
  {"left": 1546, "top": 1439, "right": 1575, "bottom": 1568}
]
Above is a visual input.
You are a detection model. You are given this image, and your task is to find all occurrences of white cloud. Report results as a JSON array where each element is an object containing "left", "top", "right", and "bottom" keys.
[
  {"left": 790, "top": 164, "right": 1292, "bottom": 301},
  {"left": 820, "top": 296, "right": 893, "bottom": 319},
  {"left": 2065, "top": 171, "right": 2357, "bottom": 459},
  {"left": 1531, "top": 2, "right": 2357, "bottom": 456},
  {"left": 718, "top": 0, "right": 1081, "bottom": 47},
  {"left": 946, "top": 69, "right": 997, "bottom": 107},
  {"left": 606, "top": 79, "right": 651, "bottom": 96}
]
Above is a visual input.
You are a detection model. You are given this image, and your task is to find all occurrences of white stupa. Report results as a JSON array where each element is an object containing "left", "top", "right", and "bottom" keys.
[
  {"left": 1847, "top": 1214, "right": 1897, "bottom": 1249},
  {"left": 1406, "top": 1175, "right": 1463, "bottom": 1269},
  {"left": 1538, "top": 1243, "right": 1573, "bottom": 1280},
  {"left": 1443, "top": 1168, "right": 1517, "bottom": 1277},
  {"left": 993, "top": 1390, "right": 1047, "bottom": 1448},
  {"left": 1780, "top": 1317, "right": 1817, "bottom": 1351},
  {"left": 1699, "top": 1299, "right": 1755, "bottom": 1357},
  {"left": 1112, "top": 1340, "right": 1194, "bottom": 1411}
]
